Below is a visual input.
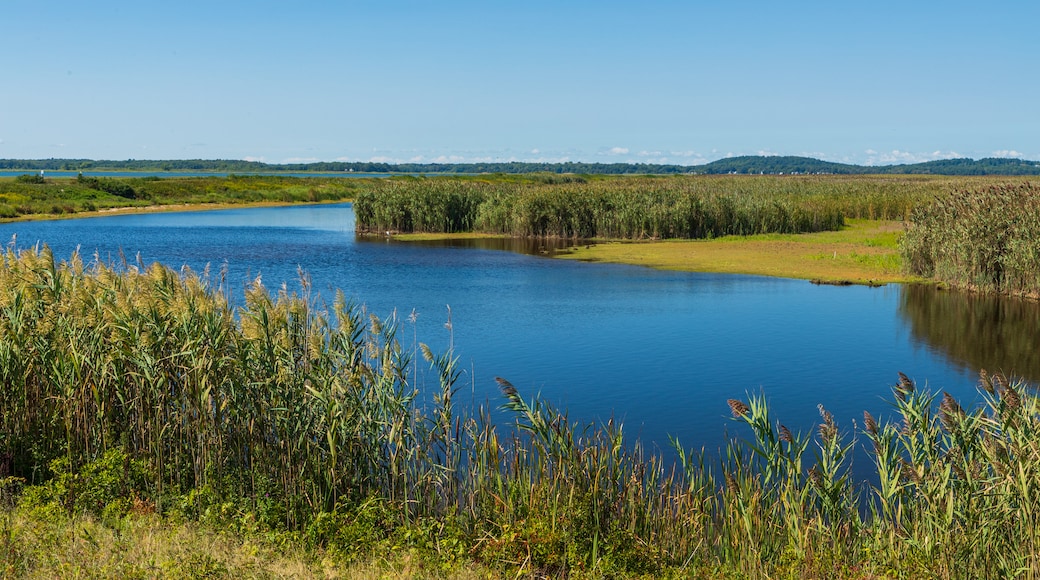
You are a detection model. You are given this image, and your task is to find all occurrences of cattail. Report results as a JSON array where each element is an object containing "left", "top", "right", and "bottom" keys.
[
  {"left": 778, "top": 424, "right": 793, "bottom": 444},
  {"left": 728, "top": 399, "right": 750, "bottom": 418}
]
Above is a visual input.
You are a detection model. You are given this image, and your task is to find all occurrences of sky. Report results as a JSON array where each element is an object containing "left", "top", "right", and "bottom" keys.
[{"left": 2, "top": 0, "right": 1038, "bottom": 166}]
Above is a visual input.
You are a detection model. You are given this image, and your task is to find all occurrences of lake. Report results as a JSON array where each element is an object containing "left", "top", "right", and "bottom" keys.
[{"left": 2, "top": 203, "right": 1036, "bottom": 475}]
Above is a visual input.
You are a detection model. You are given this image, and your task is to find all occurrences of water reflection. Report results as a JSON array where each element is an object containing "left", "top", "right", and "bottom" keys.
[
  {"left": 368, "top": 235, "right": 586, "bottom": 256},
  {"left": 900, "top": 284, "right": 1040, "bottom": 384}
]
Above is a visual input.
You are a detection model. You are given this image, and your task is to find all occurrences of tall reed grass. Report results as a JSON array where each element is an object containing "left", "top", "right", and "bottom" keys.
[
  {"left": 353, "top": 174, "right": 1023, "bottom": 240},
  {"left": 2, "top": 247, "right": 1039, "bottom": 577},
  {"left": 901, "top": 182, "right": 1040, "bottom": 297}
]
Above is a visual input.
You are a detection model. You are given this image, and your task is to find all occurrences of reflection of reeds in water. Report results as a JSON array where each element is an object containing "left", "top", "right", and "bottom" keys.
[
  {"left": 899, "top": 283, "right": 1040, "bottom": 383},
  {"left": 4, "top": 247, "right": 1040, "bottom": 576}
]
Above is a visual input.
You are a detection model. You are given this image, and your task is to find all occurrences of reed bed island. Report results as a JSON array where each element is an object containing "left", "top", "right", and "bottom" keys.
[{"left": 355, "top": 173, "right": 1040, "bottom": 292}]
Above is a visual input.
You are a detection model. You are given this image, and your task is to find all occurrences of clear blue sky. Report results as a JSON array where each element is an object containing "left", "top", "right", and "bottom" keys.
[{"left": 2, "top": 0, "right": 1037, "bottom": 165}]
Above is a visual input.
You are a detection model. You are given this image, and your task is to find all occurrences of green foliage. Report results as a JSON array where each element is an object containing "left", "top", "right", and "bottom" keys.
[
  {"left": 2, "top": 248, "right": 1040, "bottom": 576},
  {"left": 0, "top": 175, "right": 357, "bottom": 219},
  {"left": 4, "top": 155, "right": 1040, "bottom": 175},
  {"left": 357, "top": 175, "right": 921, "bottom": 239},
  {"left": 14, "top": 173, "right": 44, "bottom": 184},
  {"left": 19, "top": 448, "right": 150, "bottom": 520},
  {"left": 901, "top": 182, "right": 1040, "bottom": 296},
  {"left": 358, "top": 174, "right": 1040, "bottom": 240}
]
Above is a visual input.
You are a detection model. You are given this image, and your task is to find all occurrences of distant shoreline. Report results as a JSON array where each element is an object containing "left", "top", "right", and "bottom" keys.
[{"left": 3, "top": 154, "right": 1040, "bottom": 175}]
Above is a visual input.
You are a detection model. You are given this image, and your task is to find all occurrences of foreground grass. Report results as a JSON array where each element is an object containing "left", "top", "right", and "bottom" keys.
[
  {"left": 3, "top": 248, "right": 1040, "bottom": 578},
  {"left": 0, "top": 506, "right": 496, "bottom": 579},
  {"left": 555, "top": 219, "right": 910, "bottom": 285}
]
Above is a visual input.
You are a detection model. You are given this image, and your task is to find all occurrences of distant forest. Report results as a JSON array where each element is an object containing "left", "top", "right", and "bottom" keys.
[{"left": 2, "top": 156, "right": 1039, "bottom": 176}]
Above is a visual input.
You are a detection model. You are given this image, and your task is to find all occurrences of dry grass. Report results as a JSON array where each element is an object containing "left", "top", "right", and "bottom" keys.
[
  {"left": 556, "top": 219, "right": 912, "bottom": 284},
  {"left": 0, "top": 507, "right": 497, "bottom": 579},
  {"left": 1, "top": 509, "right": 318, "bottom": 579}
]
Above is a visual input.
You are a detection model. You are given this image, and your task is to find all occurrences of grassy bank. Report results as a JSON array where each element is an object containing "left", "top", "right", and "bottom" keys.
[
  {"left": 2, "top": 247, "right": 1039, "bottom": 578},
  {"left": 554, "top": 218, "right": 908, "bottom": 284},
  {"left": 0, "top": 174, "right": 360, "bottom": 220}
]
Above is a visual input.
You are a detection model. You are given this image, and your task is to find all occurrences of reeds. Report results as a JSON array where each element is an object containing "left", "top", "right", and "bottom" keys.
[
  {"left": 901, "top": 182, "right": 1040, "bottom": 297},
  {"left": 3, "top": 248, "right": 1040, "bottom": 577},
  {"left": 354, "top": 174, "right": 1031, "bottom": 240}
]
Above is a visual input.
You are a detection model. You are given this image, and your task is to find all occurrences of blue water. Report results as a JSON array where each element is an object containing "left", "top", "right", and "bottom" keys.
[{"left": 1, "top": 203, "right": 1032, "bottom": 477}]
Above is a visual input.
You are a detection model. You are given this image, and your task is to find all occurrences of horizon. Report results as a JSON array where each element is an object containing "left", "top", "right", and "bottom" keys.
[
  {"left": 3, "top": 1, "right": 1037, "bottom": 166},
  {"left": 4, "top": 153, "right": 1039, "bottom": 170}
]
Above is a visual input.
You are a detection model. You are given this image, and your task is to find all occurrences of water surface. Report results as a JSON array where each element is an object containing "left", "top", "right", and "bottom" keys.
[{"left": 2, "top": 203, "right": 1036, "bottom": 474}]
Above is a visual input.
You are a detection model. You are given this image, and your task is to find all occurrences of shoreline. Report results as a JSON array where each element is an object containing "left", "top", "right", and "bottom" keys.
[
  {"left": 6, "top": 203, "right": 913, "bottom": 286},
  {"left": 393, "top": 219, "right": 916, "bottom": 286},
  {"left": 0, "top": 198, "right": 353, "bottom": 224}
]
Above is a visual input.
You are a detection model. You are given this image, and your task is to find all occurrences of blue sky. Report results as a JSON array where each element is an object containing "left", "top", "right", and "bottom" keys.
[{"left": 2, "top": 0, "right": 1037, "bottom": 165}]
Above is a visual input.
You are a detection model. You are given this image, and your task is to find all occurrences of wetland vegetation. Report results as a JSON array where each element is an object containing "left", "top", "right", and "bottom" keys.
[
  {"left": 0, "top": 174, "right": 359, "bottom": 220},
  {"left": 3, "top": 172, "right": 1040, "bottom": 577},
  {"left": 1, "top": 247, "right": 1039, "bottom": 578}
]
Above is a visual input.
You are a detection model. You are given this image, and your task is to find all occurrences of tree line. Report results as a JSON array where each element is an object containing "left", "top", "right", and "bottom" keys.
[{"left": 3, "top": 156, "right": 1039, "bottom": 175}]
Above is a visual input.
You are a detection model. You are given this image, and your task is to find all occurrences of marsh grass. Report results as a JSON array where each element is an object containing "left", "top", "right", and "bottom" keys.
[
  {"left": 2, "top": 248, "right": 1040, "bottom": 577},
  {"left": 354, "top": 174, "right": 1037, "bottom": 241},
  {"left": 0, "top": 175, "right": 358, "bottom": 219},
  {"left": 901, "top": 182, "right": 1040, "bottom": 297}
]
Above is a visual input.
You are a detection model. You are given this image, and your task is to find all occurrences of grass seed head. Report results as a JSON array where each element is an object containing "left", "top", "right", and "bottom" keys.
[
  {"left": 896, "top": 371, "right": 915, "bottom": 400},
  {"left": 727, "top": 399, "right": 750, "bottom": 418},
  {"left": 863, "top": 410, "right": 878, "bottom": 438},
  {"left": 1002, "top": 384, "right": 1021, "bottom": 410},
  {"left": 939, "top": 392, "right": 965, "bottom": 431},
  {"left": 817, "top": 404, "right": 838, "bottom": 443},
  {"left": 979, "top": 369, "right": 995, "bottom": 395}
]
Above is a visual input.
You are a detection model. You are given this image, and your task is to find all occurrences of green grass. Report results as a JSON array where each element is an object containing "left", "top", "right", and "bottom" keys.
[
  {"left": 557, "top": 219, "right": 911, "bottom": 285},
  {"left": 0, "top": 174, "right": 360, "bottom": 220},
  {"left": 2, "top": 247, "right": 1040, "bottom": 577}
]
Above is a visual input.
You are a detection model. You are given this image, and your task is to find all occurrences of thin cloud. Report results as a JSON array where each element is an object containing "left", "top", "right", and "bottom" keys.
[
  {"left": 606, "top": 147, "right": 629, "bottom": 156},
  {"left": 991, "top": 149, "right": 1023, "bottom": 158},
  {"left": 863, "top": 149, "right": 962, "bottom": 166}
]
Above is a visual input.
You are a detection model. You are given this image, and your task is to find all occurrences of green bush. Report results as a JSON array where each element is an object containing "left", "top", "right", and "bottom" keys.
[{"left": 19, "top": 448, "right": 151, "bottom": 520}]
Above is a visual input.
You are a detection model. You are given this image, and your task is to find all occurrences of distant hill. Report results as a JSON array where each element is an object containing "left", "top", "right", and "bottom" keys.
[
  {"left": 2, "top": 156, "right": 1039, "bottom": 176},
  {"left": 691, "top": 156, "right": 1040, "bottom": 176}
]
